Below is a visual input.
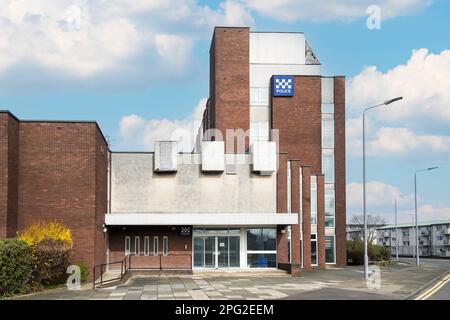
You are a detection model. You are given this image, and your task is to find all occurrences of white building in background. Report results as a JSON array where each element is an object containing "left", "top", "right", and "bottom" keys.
[{"left": 376, "top": 220, "right": 450, "bottom": 258}]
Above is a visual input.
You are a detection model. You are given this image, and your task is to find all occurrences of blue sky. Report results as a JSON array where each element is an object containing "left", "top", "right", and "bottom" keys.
[{"left": 0, "top": 0, "right": 449, "bottom": 223}]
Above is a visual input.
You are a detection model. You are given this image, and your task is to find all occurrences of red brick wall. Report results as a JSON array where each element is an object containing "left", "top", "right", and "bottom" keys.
[
  {"left": 108, "top": 226, "right": 192, "bottom": 270},
  {"left": 317, "top": 174, "right": 326, "bottom": 268},
  {"left": 17, "top": 121, "right": 107, "bottom": 280},
  {"left": 334, "top": 76, "right": 347, "bottom": 267},
  {"left": 0, "top": 112, "right": 19, "bottom": 238},
  {"left": 209, "top": 27, "right": 250, "bottom": 151}
]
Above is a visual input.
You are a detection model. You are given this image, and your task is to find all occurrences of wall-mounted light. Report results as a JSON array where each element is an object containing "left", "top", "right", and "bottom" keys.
[
  {"left": 184, "top": 244, "right": 188, "bottom": 250},
  {"left": 102, "top": 223, "right": 108, "bottom": 233}
]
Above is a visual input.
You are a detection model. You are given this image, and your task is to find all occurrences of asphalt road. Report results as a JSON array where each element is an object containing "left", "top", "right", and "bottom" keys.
[{"left": 429, "top": 280, "right": 450, "bottom": 299}]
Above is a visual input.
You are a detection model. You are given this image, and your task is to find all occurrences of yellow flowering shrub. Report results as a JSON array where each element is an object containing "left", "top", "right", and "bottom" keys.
[{"left": 18, "top": 221, "right": 73, "bottom": 248}]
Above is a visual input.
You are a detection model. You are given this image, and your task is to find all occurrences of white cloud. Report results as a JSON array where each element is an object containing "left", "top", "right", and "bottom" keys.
[
  {"left": 118, "top": 97, "right": 207, "bottom": 151},
  {"left": 347, "top": 181, "right": 411, "bottom": 211},
  {"left": 347, "top": 48, "right": 450, "bottom": 159},
  {"left": 0, "top": 0, "right": 254, "bottom": 92},
  {"left": 348, "top": 49, "right": 450, "bottom": 125},
  {"left": 242, "top": 0, "right": 431, "bottom": 22}
]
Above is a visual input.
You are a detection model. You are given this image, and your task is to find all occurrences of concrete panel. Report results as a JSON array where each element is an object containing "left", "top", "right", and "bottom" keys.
[
  {"left": 110, "top": 153, "right": 276, "bottom": 214},
  {"left": 201, "top": 141, "right": 225, "bottom": 172},
  {"left": 250, "top": 64, "right": 321, "bottom": 88},
  {"left": 250, "top": 32, "right": 306, "bottom": 64}
]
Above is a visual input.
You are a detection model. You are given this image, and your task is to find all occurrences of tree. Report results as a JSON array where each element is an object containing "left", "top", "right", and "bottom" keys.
[{"left": 349, "top": 214, "right": 386, "bottom": 244}]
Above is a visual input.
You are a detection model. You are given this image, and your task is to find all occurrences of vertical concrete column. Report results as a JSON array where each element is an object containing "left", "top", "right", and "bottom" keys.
[
  {"left": 317, "top": 174, "right": 326, "bottom": 269},
  {"left": 301, "top": 165, "right": 312, "bottom": 269},
  {"left": 276, "top": 153, "right": 289, "bottom": 265},
  {"left": 290, "top": 160, "right": 302, "bottom": 276}
]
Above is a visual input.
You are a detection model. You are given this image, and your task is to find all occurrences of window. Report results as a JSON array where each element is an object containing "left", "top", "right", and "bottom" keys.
[
  {"left": 250, "top": 87, "right": 269, "bottom": 105},
  {"left": 322, "top": 104, "right": 334, "bottom": 113},
  {"left": 322, "top": 149, "right": 335, "bottom": 183},
  {"left": 153, "top": 237, "right": 159, "bottom": 256},
  {"left": 144, "top": 237, "right": 150, "bottom": 256},
  {"left": 163, "top": 236, "right": 168, "bottom": 256},
  {"left": 250, "top": 121, "right": 269, "bottom": 142},
  {"left": 134, "top": 236, "right": 140, "bottom": 256},
  {"left": 325, "top": 189, "right": 335, "bottom": 228},
  {"left": 124, "top": 236, "right": 130, "bottom": 255},
  {"left": 311, "top": 234, "right": 318, "bottom": 266},
  {"left": 311, "top": 176, "right": 317, "bottom": 225},
  {"left": 403, "top": 241, "right": 410, "bottom": 246},
  {"left": 325, "top": 236, "right": 335, "bottom": 264},
  {"left": 247, "top": 228, "right": 277, "bottom": 268},
  {"left": 322, "top": 114, "right": 334, "bottom": 148}
]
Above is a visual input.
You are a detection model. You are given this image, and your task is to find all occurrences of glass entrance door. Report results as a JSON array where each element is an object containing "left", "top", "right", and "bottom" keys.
[
  {"left": 217, "top": 236, "right": 229, "bottom": 268},
  {"left": 193, "top": 232, "right": 240, "bottom": 268},
  {"left": 204, "top": 236, "right": 216, "bottom": 268}
]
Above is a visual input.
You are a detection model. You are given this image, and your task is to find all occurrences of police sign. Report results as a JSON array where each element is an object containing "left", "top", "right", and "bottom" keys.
[{"left": 273, "top": 75, "right": 294, "bottom": 97}]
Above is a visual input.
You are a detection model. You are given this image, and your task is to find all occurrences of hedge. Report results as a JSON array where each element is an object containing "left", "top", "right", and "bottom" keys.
[
  {"left": 0, "top": 239, "right": 36, "bottom": 297},
  {"left": 347, "top": 239, "right": 391, "bottom": 265}
]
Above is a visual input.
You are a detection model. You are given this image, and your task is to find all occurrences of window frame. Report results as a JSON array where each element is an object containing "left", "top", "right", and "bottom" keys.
[
  {"left": 163, "top": 236, "right": 169, "bottom": 256},
  {"left": 153, "top": 236, "right": 159, "bottom": 256},
  {"left": 125, "top": 236, "right": 131, "bottom": 255},
  {"left": 144, "top": 236, "right": 150, "bottom": 256}
]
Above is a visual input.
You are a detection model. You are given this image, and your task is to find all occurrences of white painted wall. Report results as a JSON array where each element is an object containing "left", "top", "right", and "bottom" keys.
[{"left": 110, "top": 153, "right": 277, "bottom": 214}]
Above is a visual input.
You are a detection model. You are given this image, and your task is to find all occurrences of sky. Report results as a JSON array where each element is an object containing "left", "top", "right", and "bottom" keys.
[{"left": 0, "top": 0, "right": 449, "bottom": 224}]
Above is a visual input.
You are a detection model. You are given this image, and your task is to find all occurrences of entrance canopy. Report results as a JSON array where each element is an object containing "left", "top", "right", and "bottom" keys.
[{"left": 105, "top": 213, "right": 298, "bottom": 226}]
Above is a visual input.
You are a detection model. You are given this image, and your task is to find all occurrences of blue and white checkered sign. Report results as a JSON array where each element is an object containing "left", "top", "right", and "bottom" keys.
[{"left": 273, "top": 75, "right": 294, "bottom": 97}]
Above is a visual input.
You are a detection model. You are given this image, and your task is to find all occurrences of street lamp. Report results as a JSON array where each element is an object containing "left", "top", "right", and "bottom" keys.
[
  {"left": 414, "top": 166, "right": 438, "bottom": 267},
  {"left": 362, "top": 96, "right": 403, "bottom": 279},
  {"left": 394, "top": 194, "right": 407, "bottom": 262}
]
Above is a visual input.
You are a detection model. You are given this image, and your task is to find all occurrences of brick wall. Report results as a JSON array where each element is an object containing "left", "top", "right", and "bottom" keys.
[
  {"left": 108, "top": 226, "right": 192, "bottom": 270},
  {"left": 0, "top": 112, "right": 19, "bottom": 238},
  {"left": 208, "top": 27, "right": 250, "bottom": 152},
  {"left": 16, "top": 121, "right": 108, "bottom": 280},
  {"left": 334, "top": 76, "right": 347, "bottom": 267}
]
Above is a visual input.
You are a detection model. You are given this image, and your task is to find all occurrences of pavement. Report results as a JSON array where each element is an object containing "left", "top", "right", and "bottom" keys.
[{"left": 10, "top": 258, "right": 450, "bottom": 300}]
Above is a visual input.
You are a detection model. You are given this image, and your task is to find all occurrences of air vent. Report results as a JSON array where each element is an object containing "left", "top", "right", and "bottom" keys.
[
  {"left": 154, "top": 141, "right": 177, "bottom": 172},
  {"left": 226, "top": 163, "right": 237, "bottom": 175}
]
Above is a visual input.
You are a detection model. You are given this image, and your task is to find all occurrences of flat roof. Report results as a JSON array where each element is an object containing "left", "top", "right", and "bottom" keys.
[
  {"left": 0, "top": 110, "right": 109, "bottom": 148},
  {"left": 377, "top": 219, "right": 450, "bottom": 230}
]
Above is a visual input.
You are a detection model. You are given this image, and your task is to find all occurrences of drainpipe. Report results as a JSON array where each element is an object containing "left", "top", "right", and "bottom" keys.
[{"left": 287, "top": 160, "right": 292, "bottom": 263}]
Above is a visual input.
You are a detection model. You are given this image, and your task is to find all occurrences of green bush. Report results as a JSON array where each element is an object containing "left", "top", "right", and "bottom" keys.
[
  {"left": 77, "top": 262, "right": 89, "bottom": 283},
  {"left": 0, "top": 239, "right": 36, "bottom": 297},
  {"left": 347, "top": 239, "right": 391, "bottom": 265},
  {"left": 34, "top": 239, "right": 72, "bottom": 285}
]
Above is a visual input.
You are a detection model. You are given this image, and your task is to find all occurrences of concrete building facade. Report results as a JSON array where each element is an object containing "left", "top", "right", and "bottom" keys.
[
  {"left": 377, "top": 220, "right": 450, "bottom": 258},
  {"left": 0, "top": 27, "right": 346, "bottom": 279}
]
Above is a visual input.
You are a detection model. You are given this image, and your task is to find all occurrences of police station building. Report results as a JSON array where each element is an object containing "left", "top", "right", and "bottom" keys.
[{"left": 0, "top": 27, "right": 346, "bottom": 278}]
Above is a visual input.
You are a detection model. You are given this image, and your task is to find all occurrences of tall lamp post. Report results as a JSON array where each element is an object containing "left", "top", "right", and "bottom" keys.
[
  {"left": 414, "top": 167, "right": 438, "bottom": 267},
  {"left": 394, "top": 194, "right": 407, "bottom": 262},
  {"left": 363, "top": 96, "right": 403, "bottom": 279}
]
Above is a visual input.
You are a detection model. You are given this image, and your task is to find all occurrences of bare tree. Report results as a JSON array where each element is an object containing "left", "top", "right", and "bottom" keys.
[{"left": 349, "top": 214, "right": 386, "bottom": 244}]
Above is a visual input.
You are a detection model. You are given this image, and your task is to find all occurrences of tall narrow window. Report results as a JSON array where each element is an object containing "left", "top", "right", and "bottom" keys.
[
  {"left": 144, "top": 236, "right": 150, "bottom": 256},
  {"left": 325, "top": 188, "right": 335, "bottom": 228},
  {"left": 321, "top": 114, "right": 334, "bottom": 148},
  {"left": 124, "top": 236, "right": 131, "bottom": 255},
  {"left": 134, "top": 236, "right": 140, "bottom": 256},
  {"left": 325, "top": 236, "right": 336, "bottom": 264},
  {"left": 311, "top": 176, "right": 317, "bottom": 225},
  {"left": 163, "top": 236, "right": 169, "bottom": 256},
  {"left": 153, "top": 237, "right": 159, "bottom": 256},
  {"left": 311, "top": 234, "right": 318, "bottom": 266},
  {"left": 322, "top": 149, "right": 335, "bottom": 183}
]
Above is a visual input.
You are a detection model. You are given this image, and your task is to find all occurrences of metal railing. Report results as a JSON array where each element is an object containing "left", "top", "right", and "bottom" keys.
[{"left": 93, "top": 254, "right": 131, "bottom": 289}]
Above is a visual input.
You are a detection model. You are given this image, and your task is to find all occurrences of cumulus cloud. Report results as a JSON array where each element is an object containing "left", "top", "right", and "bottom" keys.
[
  {"left": 118, "top": 97, "right": 207, "bottom": 151},
  {"left": 242, "top": 0, "right": 431, "bottom": 22},
  {"left": 347, "top": 181, "right": 411, "bottom": 211},
  {"left": 347, "top": 48, "right": 450, "bottom": 159},
  {"left": 348, "top": 49, "right": 450, "bottom": 126},
  {"left": 0, "top": 0, "right": 254, "bottom": 93},
  {"left": 345, "top": 180, "right": 450, "bottom": 223}
]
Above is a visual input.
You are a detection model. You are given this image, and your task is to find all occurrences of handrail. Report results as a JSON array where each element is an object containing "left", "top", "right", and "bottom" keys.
[
  {"left": 93, "top": 254, "right": 131, "bottom": 289},
  {"left": 93, "top": 253, "right": 192, "bottom": 289}
]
